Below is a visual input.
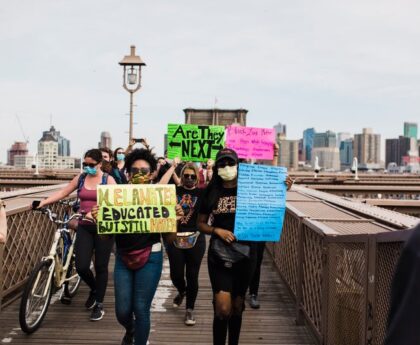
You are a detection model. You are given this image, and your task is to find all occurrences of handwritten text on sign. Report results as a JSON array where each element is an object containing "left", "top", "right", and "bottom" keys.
[
  {"left": 167, "top": 124, "right": 225, "bottom": 162},
  {"left": 97, "top": 184, "right": 177, "bottom": 235},
  {"left": 234, "top": 164, "right": 287, "bottom": 242},
  {"left": 226, "top": 126, "right": 275, "bottom": 160}
]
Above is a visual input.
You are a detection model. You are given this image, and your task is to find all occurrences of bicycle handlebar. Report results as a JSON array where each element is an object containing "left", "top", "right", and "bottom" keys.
[{"left": 33, "top": 207, "right": 92, "bottom": 225}]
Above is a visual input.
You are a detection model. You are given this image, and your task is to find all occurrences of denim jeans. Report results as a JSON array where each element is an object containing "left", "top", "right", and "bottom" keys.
[{"left": 114, "top": 250, "right": 163, "bottom": 345}]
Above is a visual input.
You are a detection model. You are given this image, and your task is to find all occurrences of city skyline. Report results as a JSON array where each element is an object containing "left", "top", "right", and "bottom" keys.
[{"left": 1, "top": 1, "right": 420, "bottom": 163}]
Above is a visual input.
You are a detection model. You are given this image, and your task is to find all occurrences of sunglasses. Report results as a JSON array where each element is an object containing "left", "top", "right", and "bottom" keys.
[
  {"left": 130, "top": 167, "right": 151, "bottom": 175},
  {"left": 216, "top": 161, "right": 237, "bottom": 169},
  {"left": 183, "top": 174, "right": 197, "bottom": 180},
  {"left": 82, "top": 162, "right": 98, "bottom": 168}
]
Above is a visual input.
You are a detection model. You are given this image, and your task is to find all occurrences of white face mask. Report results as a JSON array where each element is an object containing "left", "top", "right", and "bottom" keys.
[{"left": 218, "top": 165, "right": 237, "bottom": 181}]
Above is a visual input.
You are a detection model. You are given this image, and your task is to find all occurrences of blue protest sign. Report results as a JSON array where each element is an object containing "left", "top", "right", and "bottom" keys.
[{"left": 234, "top": 163, "right": 287, "bottom": 242}]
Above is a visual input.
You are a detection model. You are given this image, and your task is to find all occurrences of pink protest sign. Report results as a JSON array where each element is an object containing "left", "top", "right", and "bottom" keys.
[{"left": 226, "top": 126, "right": 275, "bottom": 160}]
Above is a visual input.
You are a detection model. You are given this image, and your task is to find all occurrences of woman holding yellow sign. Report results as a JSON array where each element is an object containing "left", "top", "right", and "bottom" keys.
[{"left": 93, "top": 148, "right": 182, "bottom": 345}]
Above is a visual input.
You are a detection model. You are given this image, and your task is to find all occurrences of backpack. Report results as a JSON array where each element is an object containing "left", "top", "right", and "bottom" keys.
[{"left": 72, "top": 173, "right": 109, "bottom": 212}]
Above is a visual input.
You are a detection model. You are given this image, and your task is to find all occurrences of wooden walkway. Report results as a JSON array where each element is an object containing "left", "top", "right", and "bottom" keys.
[{"left": 0, "top": 248, "right": 316, "bottom": 345}]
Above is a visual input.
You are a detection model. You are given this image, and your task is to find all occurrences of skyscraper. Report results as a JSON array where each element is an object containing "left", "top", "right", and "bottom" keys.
[
  {"left": 39, "top": 126, "right": 71, "bottom": 156},
  {"left": 386, "top": 136, "right": 412, "bottom": 167},
  {"left": 311, "top": 147, "right": 341, "bottom": 171},
  {"left": 339, "top": 139, "right": 353, "bottom": 169},
  {"left": 337, "top": 132, "right": 352, "bottom": 147},
  {"left": 404, "top": 122, "right": 418, "bottom": 139},
  {"left": 274, "top": 123, "right": 287, "bottom": 140},
  {"left": 276, "top": 138, "right": 299, "bottom": 171},
  {"left": 7, "top": 142, "right": 28, "bottom": 166},
  {"left": 354, "top": 128, "right": 381, "bottom": 165},
  {"left": 313, "top": 130, "right": 337, "bottom": 148},
  {"left": 303, "top": 128, "right": 315, "bottom": 162},
  {"left": 99, "top": 132, "right": 112, "bottom": 149}
]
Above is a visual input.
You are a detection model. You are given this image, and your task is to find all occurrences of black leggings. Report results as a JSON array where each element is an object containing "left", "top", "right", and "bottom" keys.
[
  {"left": 166, "top": 234, "right": 206, "bottom": 309},
  {"left": 75, "top": 224, "right": 114, "bottom": 303},
  {"left": 249, "top": 241, "right": 266, "bottom": 296}
]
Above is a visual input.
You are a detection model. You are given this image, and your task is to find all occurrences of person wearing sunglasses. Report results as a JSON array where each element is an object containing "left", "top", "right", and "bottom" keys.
[
  {"left": 165, "top": 162, "right": 206, "bottom": 326},
  {"left": 32, "top": 149, "right": 116, "bottom": 321},
  {"left": 197, "top": 148, "right": 293, "bottom": 345},
  {"left": 92, "top": 148, "right": 182, "bottom": 345}
]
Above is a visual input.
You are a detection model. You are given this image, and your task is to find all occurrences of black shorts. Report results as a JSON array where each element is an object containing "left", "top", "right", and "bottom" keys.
[{"left": 207, "top": 243, "right": 257, "bottom": 297}]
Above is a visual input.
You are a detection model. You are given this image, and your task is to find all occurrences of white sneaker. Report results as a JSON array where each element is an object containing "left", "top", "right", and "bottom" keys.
[{"left": 184, "top": 309, "right": 196, "bottom": 326}]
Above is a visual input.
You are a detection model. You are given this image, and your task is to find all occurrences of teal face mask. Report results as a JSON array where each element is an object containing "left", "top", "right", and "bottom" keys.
[
  {"left": 83, "top": 166, "right": 97, "bottom": 175},
  {"left": 116, "top": 153, "right": 125, "bottom": 161}
]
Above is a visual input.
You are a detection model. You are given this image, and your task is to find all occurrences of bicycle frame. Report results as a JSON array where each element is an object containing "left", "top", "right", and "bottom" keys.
[{"left": 31, "top": 228, "right": 77, "bottom": 299}]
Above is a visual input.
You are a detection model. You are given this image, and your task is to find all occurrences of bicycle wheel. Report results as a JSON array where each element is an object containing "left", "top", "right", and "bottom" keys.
[
  {"left": 64, "top": 253, "right": 81, "bottom": 298},
  {"left": 19, "top": 260, "right": 54, "bottom": 334}
]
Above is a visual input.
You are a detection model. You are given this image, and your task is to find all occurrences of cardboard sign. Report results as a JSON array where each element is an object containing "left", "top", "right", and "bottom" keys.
[
  {"left": 167, "top": 124, "right": 225, "bottom": 162},
  {"left": 234, "top": 163, "right": 287, "bottom": 241},
  {"left": 226, "top": 126, "right": 275, "bottom": 160},
  {"left": 96, "top": 184, "right": 177, "bottom": 235}
]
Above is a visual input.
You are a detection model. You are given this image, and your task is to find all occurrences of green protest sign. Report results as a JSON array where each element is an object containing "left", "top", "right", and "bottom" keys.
[
  {"left": 167, "top": 124, "right": 225, "bottom": 162},
  {"left": 96, "top": 184, "right": 177, "bottom": 235}
]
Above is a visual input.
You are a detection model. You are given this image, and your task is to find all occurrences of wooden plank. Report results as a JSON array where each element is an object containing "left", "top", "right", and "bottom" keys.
[{"left": 0, "top": 246, "right": 316, "bottom": 345}]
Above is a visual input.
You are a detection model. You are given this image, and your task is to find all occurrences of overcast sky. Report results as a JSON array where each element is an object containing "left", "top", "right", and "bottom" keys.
[{"left": 0, "top": 0, "right": 419, "bottom": 163}]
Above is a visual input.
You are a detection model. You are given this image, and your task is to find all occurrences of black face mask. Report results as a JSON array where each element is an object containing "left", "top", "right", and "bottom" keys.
[{"left": 184, "top": 177, "right": 196, "bottom": 188}]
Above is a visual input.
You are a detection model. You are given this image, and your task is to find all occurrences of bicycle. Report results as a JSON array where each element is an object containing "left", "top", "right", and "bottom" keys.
[{"left": 19, "top": 200, "right": 88, "bottom": 334}]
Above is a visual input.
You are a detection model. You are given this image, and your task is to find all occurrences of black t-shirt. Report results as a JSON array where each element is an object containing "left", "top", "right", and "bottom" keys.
[
  {"left": 176, "top": 186, "right": 204, "bottom": 233},
  {"left": 115, "top": 233, "right": 160, "bottom": 253},
  {"left": 114, "top": 181, "right": 160, "bottom": 253},
  {"left": 200, "top": 186, "right": 237, "bottom": 233}
]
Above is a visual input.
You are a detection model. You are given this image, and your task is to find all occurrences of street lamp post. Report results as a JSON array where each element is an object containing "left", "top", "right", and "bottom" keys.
[{"left": 119, "top": 45, "right": 146, "bottom": 144}]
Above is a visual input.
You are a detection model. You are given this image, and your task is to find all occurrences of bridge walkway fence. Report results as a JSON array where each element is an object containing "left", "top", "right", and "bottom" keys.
[
  {"left": 0, "top": 184, "right": 72, "bottom": 310},
  {"left": 266, "top": 187, "right": 418, "bottom": 345}
]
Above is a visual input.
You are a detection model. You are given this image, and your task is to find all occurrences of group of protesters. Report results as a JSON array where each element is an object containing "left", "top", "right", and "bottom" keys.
[{"left": 32, "top": 138, "right": 293, "bottom": 345}]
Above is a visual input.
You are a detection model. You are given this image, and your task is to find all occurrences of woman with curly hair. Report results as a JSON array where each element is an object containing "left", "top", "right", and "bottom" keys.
[{"left": 94, "top": 148, "right": 182, "bottom": 345}]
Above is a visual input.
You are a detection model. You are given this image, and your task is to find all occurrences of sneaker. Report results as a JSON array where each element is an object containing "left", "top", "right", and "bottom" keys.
[
  {"left": 121, "top": 329, "right": 134, "bottom": 345},
  {"left": 184, "top": 309, "right": 196, "bottom": 326},
  {"left": 90, "top": 303, "right": 105, "bottom": 321},
  {"left": 249, "top": 294, "right": 260, "bottom": 309},
  {"left": 173, "top": 292, "right": 185, "bottom": 308},
  {"left": 85, "top": 290, "right": 96, "bottom": 310}
]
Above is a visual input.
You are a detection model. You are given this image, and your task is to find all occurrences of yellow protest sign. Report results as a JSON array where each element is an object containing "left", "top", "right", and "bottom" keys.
[{"left": 96, "top": 184, "right": 177, "bottom": 235}]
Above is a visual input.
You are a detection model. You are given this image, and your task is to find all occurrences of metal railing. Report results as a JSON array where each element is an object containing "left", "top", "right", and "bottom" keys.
[
  {"left": 267, "top": 189, "right": 417, "bottom": 345},
  {"left": 0, "top": 185, "right": 72, "bottom": 309}
]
